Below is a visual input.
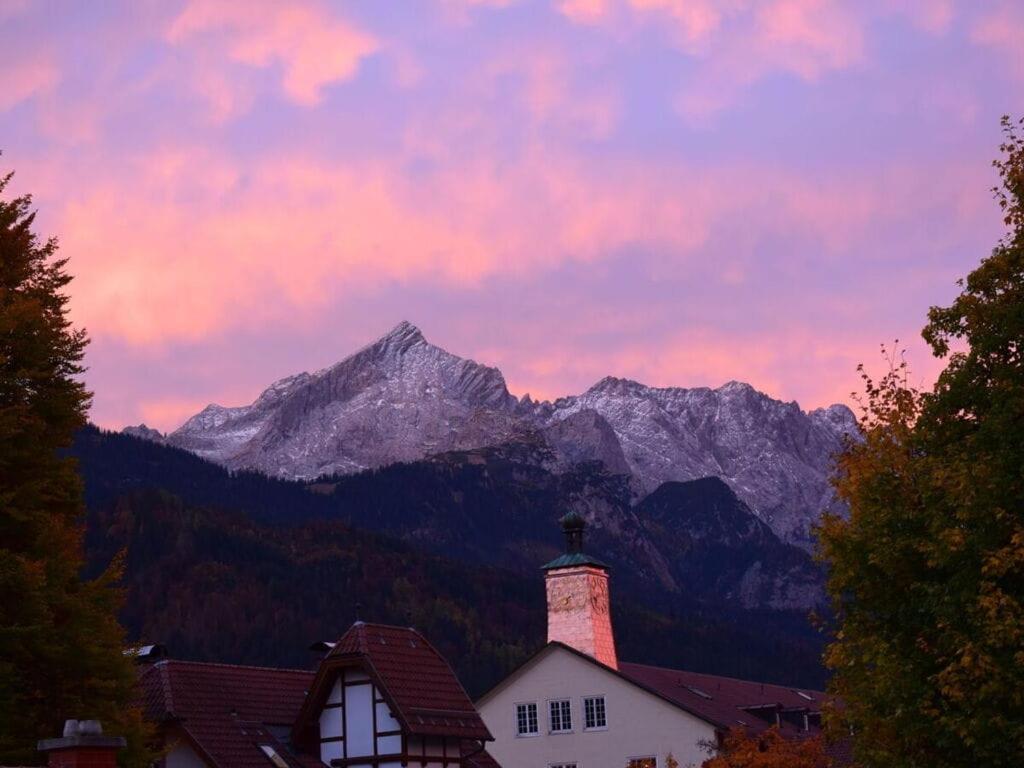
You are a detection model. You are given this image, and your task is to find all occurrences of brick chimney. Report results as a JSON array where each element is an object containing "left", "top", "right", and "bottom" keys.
[
  {"left": 38, "top": 720, "right": 125, "bottom": 768},
  {"left": 543, "top": 512, "right": 618, "bottom": 669}
]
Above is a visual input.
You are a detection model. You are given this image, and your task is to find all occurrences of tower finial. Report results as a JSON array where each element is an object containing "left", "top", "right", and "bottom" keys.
[{"left": 560, "top": 511, "right": 585, "bottom": 554}]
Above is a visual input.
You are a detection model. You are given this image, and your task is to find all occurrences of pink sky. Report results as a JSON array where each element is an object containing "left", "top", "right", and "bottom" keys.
[{"left": 1, "top": 0, "right": 1018, "bottom": 431}]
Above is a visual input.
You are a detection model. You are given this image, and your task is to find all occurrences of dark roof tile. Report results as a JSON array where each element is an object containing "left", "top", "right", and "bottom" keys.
[
  {"left": 324, "top": 622, "right": 491, "bottom": 741},
  {"left": 139, "top": 661, "right": 315, "bottom": 768},
  {"left": 619, "top": 661, "right": 829, "bottom": 737}
]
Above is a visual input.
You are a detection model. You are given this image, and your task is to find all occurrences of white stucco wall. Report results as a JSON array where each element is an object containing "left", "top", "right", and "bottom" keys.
[
  {"left": 166, "top": 740, "right": 208, "bottom": 768},
  {"left": 478, "top": 646, "right": 717, "bottom": 768}
]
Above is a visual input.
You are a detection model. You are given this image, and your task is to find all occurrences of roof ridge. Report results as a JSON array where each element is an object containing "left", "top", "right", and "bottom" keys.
[
  {"left": 619, "top": 660, "right": 825, "bottom": 695},
  {"left": 156, "top": 659, "right": 315, "bottom": 675},
  {"left": 160, "top": 661, "right": 175, "bottom": 716}
]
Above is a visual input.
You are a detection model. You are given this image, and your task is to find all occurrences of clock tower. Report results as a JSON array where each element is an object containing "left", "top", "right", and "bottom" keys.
[{"left": 543, "top": 512, "right": 618, "bottom": 670}]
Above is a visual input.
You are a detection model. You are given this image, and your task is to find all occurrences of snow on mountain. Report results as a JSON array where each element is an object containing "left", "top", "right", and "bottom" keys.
[
  {"left": 532, "top": 377, "right": 858, "bottom": 545},
  {"left": 166, "top": 321, "right": 522, "bottom": 479},
  {"left": 146, "top": 321, "right": 857, "bottom": 547}
]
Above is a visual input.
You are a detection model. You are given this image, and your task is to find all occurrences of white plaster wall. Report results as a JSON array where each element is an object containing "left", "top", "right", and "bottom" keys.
[
  {"left": 321, "top": 706, "right": 343, "bottom": 739},
  {"left": 376, "top": 701, "right": 400, "bottom": 732},
  {"left": 479, "top": 647, "right": 717, "bottom": 768},
  {"left": 166, "top": 741, "right": 208, "bottom": 768},
  {"left": 346, "top": 683, "right": 374, "bottom": 757}
]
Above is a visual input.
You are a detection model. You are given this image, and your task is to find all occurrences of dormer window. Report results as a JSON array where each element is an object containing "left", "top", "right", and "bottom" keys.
[{"left": 549, "top": 699, "right": 573, "bottom": 733}]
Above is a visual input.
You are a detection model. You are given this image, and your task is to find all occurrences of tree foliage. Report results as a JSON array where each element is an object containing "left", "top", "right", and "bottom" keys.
[
  {"left": 819, "top": 116, "right": 1024, "bottom": 766},
  {"left": 0, "top": 170, "right": 151, "bottom": 765},
  {"left": 701, "top": 727, "right": 829, "bottom": 768}
]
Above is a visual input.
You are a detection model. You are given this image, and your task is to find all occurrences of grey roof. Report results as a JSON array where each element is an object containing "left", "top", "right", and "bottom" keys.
[{"left": 541, "top": 552, "right": 610, "bottom": 570}]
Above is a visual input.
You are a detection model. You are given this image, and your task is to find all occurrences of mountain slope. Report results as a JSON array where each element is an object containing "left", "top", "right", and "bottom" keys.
[
  {"left": 74, "top": 427, "right": 828, "bottom": 690},
  {"left": 635, "top": 478, "right": 824, "bottom": 609},
  {"left": 536, "top": 377, "right": 857, "bottom": 543},
  {"left": 167, "top": 321, "right": 522, "bottom": 478},
  {"left": 132, "top": 321, "right": 856, "bottom": 546}
]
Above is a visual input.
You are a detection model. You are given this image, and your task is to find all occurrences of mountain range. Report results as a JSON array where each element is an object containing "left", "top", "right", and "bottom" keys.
[{"left": 127, "top": 321, "right": 857, "bottom": 548}]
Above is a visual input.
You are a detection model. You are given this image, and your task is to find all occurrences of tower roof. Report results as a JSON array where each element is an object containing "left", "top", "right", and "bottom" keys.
[{"left": 541, "top": 512, "right": 610, "bottom": 570}]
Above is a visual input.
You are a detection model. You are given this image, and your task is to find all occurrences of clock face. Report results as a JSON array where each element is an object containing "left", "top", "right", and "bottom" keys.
[{"left": 590, "top": 580, "right": 609, "bottom": 614}]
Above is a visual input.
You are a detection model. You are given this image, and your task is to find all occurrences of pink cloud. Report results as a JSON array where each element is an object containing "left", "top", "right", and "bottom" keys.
[
  {"left": 0, "top": 55, "right": 58, "bottom": 112},
  {"left": 971, "top": 4, "right": 1024, "bottom": 80},
  {"left": 137, "top": 397, "right": 218, "bottom": 431},
  {"left": 475, "top": 46, "right": 621, "bottom": 138},
  {"left": 1, "top": 0, "right": 1009, "bottom": 431},
  {"left": 558, "top": 0, "right": 611, "bottom": 25},
  {"left": 555, "top": 0, "right": 966, "bottom": 122},
  {"left": 167, "top": 0, "right": 378, "bottom": 106},
  {"left": 48, "top": 133, "right": 988, "bottom": 354},
  {"left": 496, "top": 320, "right": 951, "bottom": 416}
]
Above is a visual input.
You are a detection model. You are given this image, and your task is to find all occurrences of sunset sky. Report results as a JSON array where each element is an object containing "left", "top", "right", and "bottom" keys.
[{"left": 2, "top": 0, "right": 1020, "bottom": 431}]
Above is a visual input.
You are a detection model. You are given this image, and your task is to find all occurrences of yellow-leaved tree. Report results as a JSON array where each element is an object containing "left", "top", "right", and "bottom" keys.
[{"left": 819, "top": 116, "right": 1024, "bottom": 766}]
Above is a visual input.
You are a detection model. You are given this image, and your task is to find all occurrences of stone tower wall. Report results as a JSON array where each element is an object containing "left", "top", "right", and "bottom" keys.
[{"left": 545, "top": 564, "right": 618, "bottom": 669}]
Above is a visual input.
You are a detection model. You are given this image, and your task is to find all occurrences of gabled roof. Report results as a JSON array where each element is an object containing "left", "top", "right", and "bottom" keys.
[
  {"left": 478, "top": 642, "right": 830, "bottom": 739},
  {"left": 298, "top": 622, "right": 492, "bottom": 742},
  {"left": 620, "top": 661, "right": 827, "bottom": 737},
  {"left": 139, "top": 660, "right": 320, "bottom": 768}
]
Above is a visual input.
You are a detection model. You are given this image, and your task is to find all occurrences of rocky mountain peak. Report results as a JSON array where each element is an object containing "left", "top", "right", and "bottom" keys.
[
  {"left": 585, "top": 375, "right": 646, "bottom": 395},
  {"left": 122, "top": 423, "right": 165, "bottom": 441},
  {"left": 133, "top": 321, "right": 856, "bottom": 548},
  {"left": 374, "top": 320, "right": 427, "bottom": 351}
]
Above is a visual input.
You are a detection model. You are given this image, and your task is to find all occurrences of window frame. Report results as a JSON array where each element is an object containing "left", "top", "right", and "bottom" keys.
[
  {"left": 582, "top": 694, "right": 608, "bottom": 731},
  {"left": 514, "top": 701, "right": 540, "bottom": 738},
  {"left": 625, "top": 756, "right": 657, "bottom": 768},
  {"left": 547, "top": 697, "right": 574, "bottom": 734}
]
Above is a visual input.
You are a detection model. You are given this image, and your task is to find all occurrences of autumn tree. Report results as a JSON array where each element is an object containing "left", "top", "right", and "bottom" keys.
[
  {"left": 702, "top": 726, "right": 830, "bottom": 768},
  {"left": 0, "top": 169, "right": 151, "bottom": 765},
  {"left": 819, "top": 116, "right": 1024, "bottom": 766}
]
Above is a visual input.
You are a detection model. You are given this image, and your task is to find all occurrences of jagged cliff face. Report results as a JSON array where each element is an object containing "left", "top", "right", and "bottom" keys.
[
  {"left": 167, "top": 321, "right": 522, "bottom": 478},
  {"left": 143, "top": 321, "right": 857, "bottom": 548},
  {"left": 534, "top": 377, "right": 857, "bottom": 544}
]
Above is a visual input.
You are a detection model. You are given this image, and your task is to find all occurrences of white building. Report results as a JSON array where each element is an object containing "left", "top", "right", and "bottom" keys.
[{"left": 477, "top": 513, "right": 829, "bottom": 768}]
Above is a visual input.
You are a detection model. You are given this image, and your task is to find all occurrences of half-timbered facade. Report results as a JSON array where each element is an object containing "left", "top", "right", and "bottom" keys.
[
  {"left": 292, "top": 623, "right": 493, "bottom": 768},
  {"left": 139, "top": 623, "right": 498, "bottom": 768}
]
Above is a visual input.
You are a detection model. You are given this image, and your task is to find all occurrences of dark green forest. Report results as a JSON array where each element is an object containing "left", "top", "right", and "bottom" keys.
[{"left": 74, "top": 426, "right": 827, "bottom": 694}]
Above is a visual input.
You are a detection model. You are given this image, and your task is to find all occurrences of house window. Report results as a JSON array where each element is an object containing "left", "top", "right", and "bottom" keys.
[
  {"left": 583, "top": 696, "right": 606, "bottom": 730},
  {"left": 626, "top": 757, "right": 656, "bottom": 768},
  {"left": 549, "top": 699, "right": 572, "bottom": 733},
  {"left": 516, "top": 703, "right": 539, "bottom": 736}
]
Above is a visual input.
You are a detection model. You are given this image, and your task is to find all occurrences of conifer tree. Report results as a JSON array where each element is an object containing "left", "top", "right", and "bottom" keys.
[
  {"left": 819, "top": 116, "right": 1024, "bottom": 766},
  {"left": 0, "top": 169, "right": 150, "bottom": 765}
]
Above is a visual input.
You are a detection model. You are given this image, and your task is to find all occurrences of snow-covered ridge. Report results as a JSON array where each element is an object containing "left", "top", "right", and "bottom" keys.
[{"left": 125, "top": 321, "right": 856, "bottom": 547}]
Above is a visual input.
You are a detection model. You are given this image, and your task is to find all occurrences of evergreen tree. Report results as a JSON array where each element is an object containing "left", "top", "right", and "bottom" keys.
[
  {"left": 819, "top": 116, "right": 1024, "bottom": 766},
  {"left": 0, "top": 169, "right": 150, "bottom": 765}
]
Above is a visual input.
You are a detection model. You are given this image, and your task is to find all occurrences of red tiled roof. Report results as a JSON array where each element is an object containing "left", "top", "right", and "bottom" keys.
[
  {"left": 462, "top": 746, "right": 501, "bottom": 768},
  {"left": 139, "top": 660, "right": 317, "bottom": 768},
  {"left": 322, "top": 622, "right": 492, "bottom": 741},
  {"left": 141, "top": 623, "right": 495, "bottom": 768},
  {"left": 619, "top": 661, "right": 830, "bottom": 737}
]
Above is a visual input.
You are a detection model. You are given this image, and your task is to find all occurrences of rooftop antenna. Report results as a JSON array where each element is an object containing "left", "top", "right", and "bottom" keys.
[{"left": 354, "top": 602, "right": 363, "bottom": 622}]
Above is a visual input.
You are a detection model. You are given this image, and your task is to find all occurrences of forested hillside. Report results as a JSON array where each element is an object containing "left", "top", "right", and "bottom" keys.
[{"left": 73, "top": 426, "right": 828, "bottom": 693}]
